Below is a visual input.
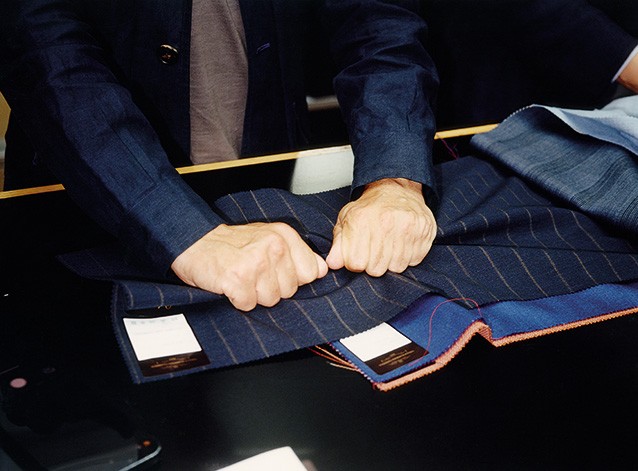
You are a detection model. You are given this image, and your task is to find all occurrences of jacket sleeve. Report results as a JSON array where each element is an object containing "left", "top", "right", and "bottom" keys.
[
  {"left": 322, "top": 0, "right": 440, "bottom": 204},
  {"left": 514, "top": 0, "right": 638, "bottom": 102},
  {"left": 0, "top": 0, "right": 224, "bottom": 275}
]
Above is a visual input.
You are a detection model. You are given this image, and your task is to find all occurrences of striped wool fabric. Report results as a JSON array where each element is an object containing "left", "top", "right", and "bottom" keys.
[
  {"left": 61, "top": 106, "right": 638, "bottom": 383},
  {"left": 473, "top": 99, "right": 638, "bottom": 235}
]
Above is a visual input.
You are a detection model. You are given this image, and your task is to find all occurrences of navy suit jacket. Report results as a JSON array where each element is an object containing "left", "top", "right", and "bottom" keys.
[
  {"left": 2, "top": 0, "right": 634, "bottom": 275},
  {"left": 0, "top": 0, "right": 438, "bottom": 273}
]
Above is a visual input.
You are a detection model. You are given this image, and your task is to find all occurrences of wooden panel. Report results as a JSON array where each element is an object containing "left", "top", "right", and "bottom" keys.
[{"left": 0, "top": 93, "right": 8, "bottom": 138}]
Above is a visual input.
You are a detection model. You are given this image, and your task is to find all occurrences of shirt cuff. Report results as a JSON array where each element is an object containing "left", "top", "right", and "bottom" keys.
[
  {"left": 351, "top": 131, "right": 438, "bottom": 208},
  {"left": 117, "top": 173, "right": 224, "bottom": 276}
]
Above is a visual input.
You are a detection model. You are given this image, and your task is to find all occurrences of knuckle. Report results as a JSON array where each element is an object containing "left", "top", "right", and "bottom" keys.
[
  {"left": 377, "top": 212, "right": 396, "bottom": 230},
  {"left": 367, "top": 266, "right": 386, "bottom": 277},
  {"left": 389, "top": 259, "right": 409, "bottom": 273},
  {"left": 268, "top": 239, "right": 288, "bottom": 258},
  {"left": 258, "top": 295, "right": 280, "bottom": 308},
  {"left": 228, "top": 293, "right": 256, "bottom": 312},
  {"left": 261, "top": 232, "right": 289, "bottom": 256},
  {"left": 281, "top": 283, "right": 298, "bottom": 299},
  {"left": 345, "top": 257, "right": 367, "bottom": 273}
]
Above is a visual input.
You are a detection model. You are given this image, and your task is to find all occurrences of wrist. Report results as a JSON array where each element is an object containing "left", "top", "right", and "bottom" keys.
[{"left": 364, "top": 177, "right": 423, "bottom": 193}]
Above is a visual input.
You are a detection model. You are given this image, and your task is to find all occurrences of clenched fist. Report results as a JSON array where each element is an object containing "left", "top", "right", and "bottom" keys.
[
  {"left": 326, "top": 178, "right": 436, "bottom": 276},
  {"left": 171, "top": 222, "right": 329, "bottom": 311}
]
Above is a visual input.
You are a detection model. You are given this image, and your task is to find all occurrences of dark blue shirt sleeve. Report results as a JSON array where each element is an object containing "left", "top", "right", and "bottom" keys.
[
  {"left": 323, "top": 0, "right": 440, "bottom": 204},
  {"left": 0, "top": 0, "right": 223, "bottom": 275}
]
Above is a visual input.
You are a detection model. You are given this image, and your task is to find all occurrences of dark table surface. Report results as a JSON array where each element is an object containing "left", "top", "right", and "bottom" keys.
[{"left": 2, "top": 157, "right": 638, "bottom": 470}]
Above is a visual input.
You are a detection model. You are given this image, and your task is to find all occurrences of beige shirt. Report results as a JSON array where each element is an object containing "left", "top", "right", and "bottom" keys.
[{"left": 189, "top": 0, "right": 248, "bottom": 164}]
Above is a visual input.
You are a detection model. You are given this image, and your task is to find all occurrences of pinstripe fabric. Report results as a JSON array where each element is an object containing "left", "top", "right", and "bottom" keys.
[{"left": 61, "top": 143, "right": 638, "bottom": 382}]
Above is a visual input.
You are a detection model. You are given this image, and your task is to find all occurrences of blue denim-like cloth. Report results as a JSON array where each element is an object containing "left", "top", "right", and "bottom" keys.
[
  {"left": 61, "top": 144, "right": 638, "bottom": 382},
  {"left": 472, "top": 97, "right": 638, "bottom": 234}
]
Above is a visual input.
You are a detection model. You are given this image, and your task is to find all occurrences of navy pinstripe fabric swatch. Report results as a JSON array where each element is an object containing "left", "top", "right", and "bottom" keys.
[{"left": 61, "top": 107, "right": 638, "bottom": 383}]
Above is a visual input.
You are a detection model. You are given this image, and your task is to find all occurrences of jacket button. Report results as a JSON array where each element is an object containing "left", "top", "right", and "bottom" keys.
[{"left": 158, "top": 44, "right": 179, "bottom": 64}]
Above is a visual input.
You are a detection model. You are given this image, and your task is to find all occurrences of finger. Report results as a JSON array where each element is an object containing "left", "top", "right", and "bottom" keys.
[
  {"left": 292, "top": 248, "right": 323, "bottom": 285},
  {"left": 271, "top": 223, "right": 325, "bottom": 286},
  {"left": 274, "top": 264, "right": 299, "bottom": 304},
  {"left": 326, "top": 229, "right": 345, "bottom": 270},
  {"left": 340, "top": 221, "right": 369, "bottom": 273},
  {"left": 227, "top": 293, "right": 257, "bottom": 312},
  {"left": 315, "top": 253, "right": 329, "bottom": 278},
  {"left": 255, "top": 272, "right": 284, "bottom": 308},
  {"left": 260, "top": 229, "right": 298, "bottom": 302},
  {"left": 227, "top": 238, "right": 286, "bottom": 310},
  {"left": 366, "top": 225, "right": 394, "bottom": 277},
  {"left": 408, "top": 219, "right": 437, "bottom": 267},
  {"left": 224, "top": 277, "right": 258, "bottom": 312},
  {"left": 408, "top": 238, "right": 430, "bottom": 267},
  {"left": 387, "top": 235, "right": 410, "bottom": 274}
]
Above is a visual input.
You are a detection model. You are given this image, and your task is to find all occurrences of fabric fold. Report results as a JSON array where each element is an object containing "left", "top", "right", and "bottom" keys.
[
  {"left": 61, "top": 102, "right": 638, "bottom": 383},
  {"left": 472, "top": 96, "right": 638, "bottom": 234}
]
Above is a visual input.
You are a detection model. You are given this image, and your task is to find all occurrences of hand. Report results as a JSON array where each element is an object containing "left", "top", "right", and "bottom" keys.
[
  {"left": 326, "top": 178, "right": 437, "bottom": 276},
  {"left": 618, "top": 53, "right": 638, "bottom": 94},
  {"left": 171, "top": 222, "right": 329, "bottom": 311}
]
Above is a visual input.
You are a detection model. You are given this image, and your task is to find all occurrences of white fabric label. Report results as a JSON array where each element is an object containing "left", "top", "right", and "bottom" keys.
[
  {"left": 123, "top": 314, "right": 202, "bottom": 361},
  {"left": 340, "top": 323, "right": 412, "bottom": 362}
]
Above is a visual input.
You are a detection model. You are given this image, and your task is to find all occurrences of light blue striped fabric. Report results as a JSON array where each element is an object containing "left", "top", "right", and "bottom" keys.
[
  {"left": 540, "top": 95, "right": 638, "bottom": 155},
  {"left": 472, "top": 98, "right": 638, "bottom": 234}
]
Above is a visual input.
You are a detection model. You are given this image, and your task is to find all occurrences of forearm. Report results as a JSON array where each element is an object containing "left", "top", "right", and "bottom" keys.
[
  {"left": 0, "top": 0, "right": 222, "bottom": 274},
  {"left": 323, "top": 0, "right": 439, "bottom": 200}
]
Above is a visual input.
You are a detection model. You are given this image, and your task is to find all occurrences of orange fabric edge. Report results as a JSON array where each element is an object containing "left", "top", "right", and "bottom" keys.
[{"left": 370, "top": 306, "right": 638, "bottom": 392}]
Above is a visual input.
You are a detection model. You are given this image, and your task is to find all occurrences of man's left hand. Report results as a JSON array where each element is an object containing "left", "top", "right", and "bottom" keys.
[{"left": 326, "top": 178, "right": 437, "bottom": 276}]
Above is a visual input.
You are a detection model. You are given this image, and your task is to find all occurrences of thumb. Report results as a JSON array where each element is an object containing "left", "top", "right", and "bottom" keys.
[{"left": 315, "top": 253, "right": 329, "bottom": 278}]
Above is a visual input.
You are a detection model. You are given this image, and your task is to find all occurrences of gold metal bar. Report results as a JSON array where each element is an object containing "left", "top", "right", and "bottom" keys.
[
  {"left": 435, "top": 123, "right": 498, "bottom": 139},
  {"left": 0, "top": 124, "right": 498, "bottom": 199}
]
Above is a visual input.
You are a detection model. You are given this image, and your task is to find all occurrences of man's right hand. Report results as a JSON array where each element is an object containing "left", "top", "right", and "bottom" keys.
[{"left": 171, "top": 223, "right": 329, "bottom": 311}]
